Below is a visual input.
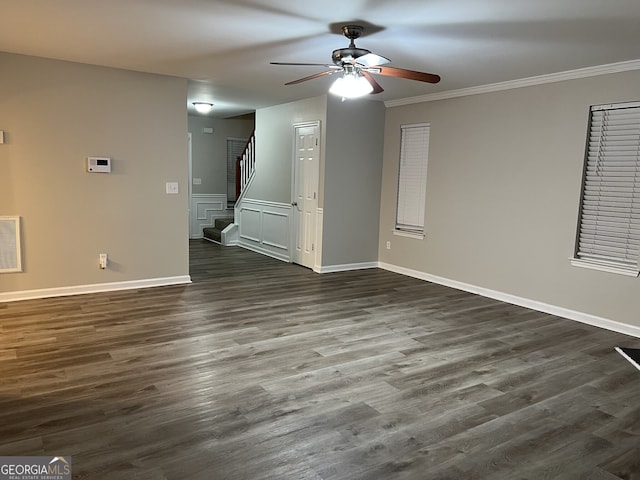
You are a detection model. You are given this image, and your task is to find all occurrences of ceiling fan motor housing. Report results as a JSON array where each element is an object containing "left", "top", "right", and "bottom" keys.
[
  {"left": 331, "top": 47, "right": 371, "bottom": 65},
  {"left": 332, "top": 24, "right": 370, "bottom": 65}
]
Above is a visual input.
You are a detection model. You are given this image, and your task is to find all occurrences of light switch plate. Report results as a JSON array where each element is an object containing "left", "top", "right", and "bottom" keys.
[
  {"left": 193, "top": 178, "right": 202, "bottom": 185},
  {"left": 166, "top": 182, "right": 179, "bottom": 194},
  {"left": 0, "top": 131, "right": 4, "bottom": 144}
]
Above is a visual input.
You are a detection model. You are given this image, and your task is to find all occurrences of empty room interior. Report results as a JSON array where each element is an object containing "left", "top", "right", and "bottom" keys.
[{"left": 1, "top": 1, "right": 640, "bottom": 479}]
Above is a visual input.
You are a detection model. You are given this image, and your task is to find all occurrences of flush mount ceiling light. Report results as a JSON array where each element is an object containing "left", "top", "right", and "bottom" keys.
[{"left": 193, "top": 102, "right": 214, "bottom": 114}]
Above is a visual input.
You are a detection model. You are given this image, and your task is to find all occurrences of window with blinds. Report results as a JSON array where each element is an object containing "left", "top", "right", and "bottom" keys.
[
  {"left": 572, "top": 102, "right": 640, "bottom": 276},
  {"left": 395, "top": 123, "right": 430, "bottom": 236}
]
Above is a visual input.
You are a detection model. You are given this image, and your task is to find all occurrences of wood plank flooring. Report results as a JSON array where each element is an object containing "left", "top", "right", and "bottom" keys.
[{"left": 1, "top": 240, "right": 639, "bottom": 479}]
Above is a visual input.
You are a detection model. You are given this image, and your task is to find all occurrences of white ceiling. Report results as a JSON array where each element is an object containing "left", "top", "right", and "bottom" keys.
[{"left": 2, "top": 0, "right": 640, "bottom": 118}]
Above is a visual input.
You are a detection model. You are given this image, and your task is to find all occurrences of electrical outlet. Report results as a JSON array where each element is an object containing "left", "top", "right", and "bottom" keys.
[
  {"left": 386, "top": 241, "right": 391, "bottom": 250},
  {"left": 99, "top": 253, "right": 108, "bottom": 269}
]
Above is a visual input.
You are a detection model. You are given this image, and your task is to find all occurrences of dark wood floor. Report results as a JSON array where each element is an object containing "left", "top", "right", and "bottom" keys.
[{"left": 1, "top": 240, "right": 639, "bottom": 479}]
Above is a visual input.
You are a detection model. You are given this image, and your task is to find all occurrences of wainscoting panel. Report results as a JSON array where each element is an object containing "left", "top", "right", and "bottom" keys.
[
  {"left": 239, "top": 207, "right": 261, "bottom": 243},
  {"left": 237, "top": 199, "right": 291, "bottom": 262},
  {"left": 262, "top": 210, "right": 289, "bottom": 251},
  {"left": 190, "top": 194, "right": 230, "bottom": 239}
]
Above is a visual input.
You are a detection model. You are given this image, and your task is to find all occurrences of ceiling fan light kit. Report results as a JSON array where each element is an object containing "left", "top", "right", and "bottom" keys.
[
  {"left": 272, "top": 24, "right": 440, "bottom": 99},
  {"left": 329, "top": 71, "right": 373, "bottom": 99}
]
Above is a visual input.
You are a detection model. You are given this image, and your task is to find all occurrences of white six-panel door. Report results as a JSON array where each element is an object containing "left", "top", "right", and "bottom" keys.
[{"left": 292, "top": 122, "right": 320, "bottom": 269}]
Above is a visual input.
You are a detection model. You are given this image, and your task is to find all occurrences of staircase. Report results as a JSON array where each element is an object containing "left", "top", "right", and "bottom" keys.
[
  {"left": 203, "top": 217, "right": 235, "bottom": 244},
  {"left": 202, "top": 130, "right": 255, "bottom": 245},
  {"left": 236, "top": 130, "right": 256, "bottom": 199}
]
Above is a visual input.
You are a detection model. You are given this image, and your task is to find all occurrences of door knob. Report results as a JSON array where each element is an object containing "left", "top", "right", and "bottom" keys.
[{"left": 291, "top": 202, "right": 298, "bottom": 206}]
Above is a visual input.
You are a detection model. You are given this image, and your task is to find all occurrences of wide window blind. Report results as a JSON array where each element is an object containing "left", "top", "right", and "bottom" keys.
[
  {"left": 396, "top": 124, "right": 430, "bottom": 233},
  {"left": 574, "top": 102, "right": 640, "bottom": 275}
]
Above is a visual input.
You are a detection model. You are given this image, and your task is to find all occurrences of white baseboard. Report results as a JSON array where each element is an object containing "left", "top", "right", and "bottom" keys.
[
  {"left": 0, "top": 275, "right": 192, "bottom": 303},
  {"left": 239, "top": 243, "right": 290, "bottom": 263},
  {"left": 378, "top": 262, "right": 640, "bottom": 339},
  {"left": 317, "top": 261, "right": 379, "bottom": 274}
]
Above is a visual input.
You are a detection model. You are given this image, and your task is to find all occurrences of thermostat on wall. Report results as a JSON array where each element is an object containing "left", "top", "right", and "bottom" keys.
[{"left": 87, "top": 156, "right": 111, "bottom": 173}]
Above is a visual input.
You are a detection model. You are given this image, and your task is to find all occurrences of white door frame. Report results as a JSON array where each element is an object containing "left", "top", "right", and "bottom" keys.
[
  {"left": 291, "top": 121, "right": 320, "bottom": 269},
  {"left": 187, "top": 132, "right": 194, "bottom": 238}
]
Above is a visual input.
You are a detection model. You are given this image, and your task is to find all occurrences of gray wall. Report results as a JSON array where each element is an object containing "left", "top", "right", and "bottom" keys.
[
  {"left": 322, "top": 95, "right": 385, "bottom": 266},
  {"left": 379, "top": 70, "right": 640, "bottom": 328},
  {"left": 188, "top": 115, "right": 254, "bottom": 195},
  {"left": 0, "top": 52, "right": 189, "bottom": 293},
  {"left": 249, "top": 96, "right": 327, "bottom": 203}
]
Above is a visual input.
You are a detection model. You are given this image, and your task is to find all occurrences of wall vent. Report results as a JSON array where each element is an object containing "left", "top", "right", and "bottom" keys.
[{"left": 0, "top": 216, "right": 22, "bottom": 273}]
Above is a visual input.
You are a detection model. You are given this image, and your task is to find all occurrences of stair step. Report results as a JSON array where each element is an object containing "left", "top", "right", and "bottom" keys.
[
  {"left": 203, "top": 217, "right": 235, "bottom": 244},
  {"left": 214, "top": 217, "right": 234, "bottom": 230},
  {"left": 203, "top": 227, "right": 222, "bottom": 243}
]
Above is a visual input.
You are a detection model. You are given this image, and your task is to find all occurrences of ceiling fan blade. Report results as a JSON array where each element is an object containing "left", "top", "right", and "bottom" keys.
[
  {"left": 271, "top": 62, "right": 340, "bottom": 69},
  {"left": 371, "top": 66, "right": 441, "bottom": 84},
  {"left": 284, "top": 70, "right": 337, "bottom": 86},
  {"left": 361, "top": 71, "right": 384, "bottom": 94},
  {"left": 355, "top": 53, "right": 390, "bottom": 67}
]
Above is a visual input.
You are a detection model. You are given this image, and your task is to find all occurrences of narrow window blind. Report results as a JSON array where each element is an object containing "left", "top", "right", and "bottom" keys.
[
  {"left": 396, "top": 124, "right": 430, "bottom": 233},
  {"left": 574, "top": 103, "right": 640, "bottom": 275}
]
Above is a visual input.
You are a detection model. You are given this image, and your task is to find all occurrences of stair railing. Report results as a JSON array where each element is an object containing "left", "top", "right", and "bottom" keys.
[{"left": 235, "top": 130, "right": 255, "bottom": 200}]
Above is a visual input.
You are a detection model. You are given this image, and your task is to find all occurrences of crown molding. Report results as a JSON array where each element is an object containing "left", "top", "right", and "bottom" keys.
[{"left": 385, "top": 59, "right": 640, "bottom": 107}]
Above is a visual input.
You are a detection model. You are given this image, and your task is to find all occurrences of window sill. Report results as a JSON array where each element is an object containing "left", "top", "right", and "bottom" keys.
[
  {"left": 569, "top": 258, "right": 639, "bottom": 277},
  {"left": 393, "top": 229, "right": 425, "bottom": 240}
]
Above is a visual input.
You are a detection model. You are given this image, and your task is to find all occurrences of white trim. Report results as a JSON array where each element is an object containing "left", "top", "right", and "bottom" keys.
[
  {"left": 221, "top": 222, "right": 239, "bottom": 246},
  {"left": 385, "top": 59, "right": 640, "bottom": 107},
  {"left": 378, "top": 262, "right": 640, "bottom": 339},
  {"left": 318, "top": 262, "right": 378, "bottom": 274},
  {"left": 238, "top": 206, "right": 262, "bottom": 243},
  {"left": 0, "top": 276, "right": 192, "bottom": 303},
  {"left": 570, "top": 258, "right": 640, "bottom": 277},
  {"left": 393, "top": 229, "right": 425, "bottom": 240},
  {"left": 188, "top": 132, "right": 193, "bottom": 237},
  {"left": 262, "top": 239, "right": 288, "bottom": 250},
  {"left": 314, "top": 207, "right": 324, "bottom": 273},
  {"left": 240, "top": 198, "right": 289, "bottom": 209},
  {"left": 261, "top": 205, "right": 289, "bottom": 250},
  {"left": 239, "top": 242, "right": 290, "bottom": 263}
]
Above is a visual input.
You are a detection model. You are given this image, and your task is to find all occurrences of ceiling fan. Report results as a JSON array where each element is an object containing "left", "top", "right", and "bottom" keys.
[{"left": 271, "top": 25, "right": 440, "bottom": 98}]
